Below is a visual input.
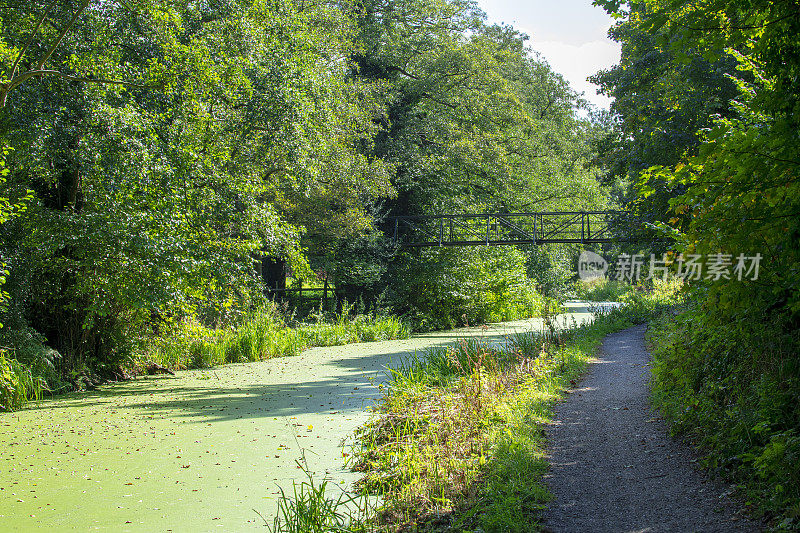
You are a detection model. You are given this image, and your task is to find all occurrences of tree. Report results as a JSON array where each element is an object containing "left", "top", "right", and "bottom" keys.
[
  {"left": 600, "top": 0, "right": 800, "bottom": 315},
  {"left": 0, "top": 0, "right": 395, "bottom": 373},
  {"left": 590, "top": 1, "right": 739, "bottom": 242},
  {"left": 333, "top": 0, "right": 610, "bottom": 317}
]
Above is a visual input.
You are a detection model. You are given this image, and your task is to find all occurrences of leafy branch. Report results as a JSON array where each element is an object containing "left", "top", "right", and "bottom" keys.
[{"left": 0, "top": 0, "right": 149, "bottom": 107}]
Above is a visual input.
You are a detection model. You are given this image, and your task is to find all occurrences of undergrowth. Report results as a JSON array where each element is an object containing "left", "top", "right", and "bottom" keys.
[
  {"left": 0, "top": 349, "right": 44, "bottom": 411},
  {"left": 573, "top": 277, "right": 683, "bottom": 305},
  {"left": 649, "top": 302, "right": 800, "bottom": 528},
  {"left": 1, "top": 302, "right": 410, "bottom": 411},
  {"left": 573, "top": 277, "right": 634, "bottom": 301},
  {"left": 261, "top": 456, "right": 376, "bottom": 533},
  {"left": 0, "top": 328, "right": 67, "bottom": 410},
  {"left": 144, "top": 302, "right": 411, "bottom": 371}
]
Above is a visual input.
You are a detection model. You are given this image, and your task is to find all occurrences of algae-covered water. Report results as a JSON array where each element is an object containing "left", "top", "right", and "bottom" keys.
[{"left": 0, "top": 303, "right": 607, "bottom": 532}]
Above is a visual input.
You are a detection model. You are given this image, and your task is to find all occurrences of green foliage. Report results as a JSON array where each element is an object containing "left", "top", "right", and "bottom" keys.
[
  {"left": 526, "top": 245, "right": 577, "bottom": 297},
  {"left": 590, "top": 1, "right": 739, "bottom": 244},
  {"left": 0, "top": 0, "right": 614, "bottom": 408},
  {"left": 650, "top": 308, "right": 800, "bottom": 524},
  {"left": 390, "top": 246, "right": 545, "bottom": 331},
  {"left": 264, "top": 458, "right": 375, "bottom": 533},
  {"left": 0, "top": 0, "right": 395, "bottom": 379},
  {"left": 343, "top": 289, "right": 678, "bottom": 531},
  {"left": 323, "top": 0, "right": 610, "bottom": 325},
  {"left": 0, "top": 349, "right": 45, "bottom": 411},
  {"left": 573, "top": 276, "right": 683, "bottom": 305},
  {"left": 0, "top": 143, "right": 30, "bottom": 328},
  {"left": 0, "top": 322, "right": 66, "bottom": 411},
  {"left": 573, "top": 278, "right": 633, "bottom": 302},
  {"left": 299, "top": 315, "right": 410, "bottom": 347},
  {"left": 145, "top": 303, "right": 411, "bottom": 371},
  {"left": 147, "top": 307, "right": 304, "bottom": 370},
  {"left": 595, "top": 0, "right": 800, "bottom": 524},
  {"left": 601, "top": 1, "right": 800, "bottom": 316}
]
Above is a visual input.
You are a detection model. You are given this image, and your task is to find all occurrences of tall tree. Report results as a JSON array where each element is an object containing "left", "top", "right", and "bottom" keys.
[
  {"left": 590, "top": 1, "right": 739, "bottom": 237},
  {"left": 0, "top": 0, "right": 394, "bottom": 372},
  {"left": 330, "top": 0, "right": 609, "bottom": 321}
]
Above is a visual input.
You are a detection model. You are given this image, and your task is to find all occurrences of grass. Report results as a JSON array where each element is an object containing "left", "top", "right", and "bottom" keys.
[
  {"left": 0, "top": 328, "right": 66, "bottom": 410},
  {"left": 297, "top": 303, "right": 409, "bottom": 347},
  {"left": 572, "top": 277, "right": 633, "bottom": 301},
  {"left": 261, "top": 455, "right": 376, "bottom": 533},
  {"left": 352, "top": 334, "right": 577, "bottom": 531},
  {"left": 571, "top": 277, "right": 684, "bottom": 304},
  {"left": 0, "top": 298, "right": 411, "bottom": 411},
  {"left": 144, "top": 303, "right": 411, "bottom": 372},
  {"left": 268, "top": 282, "right": 682, "bottom": 531},
  {"left": 0, "top": 349, "right": 45, "bottom": 410}
]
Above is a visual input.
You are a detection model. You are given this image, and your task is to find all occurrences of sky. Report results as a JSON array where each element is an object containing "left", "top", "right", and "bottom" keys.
[{"left": 476, "top": 0, "right": 620, "bottom": 109}]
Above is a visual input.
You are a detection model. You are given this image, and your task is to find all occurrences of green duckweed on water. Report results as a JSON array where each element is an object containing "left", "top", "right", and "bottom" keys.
[{"left": 0, "top": 304, "right": 604, "bottom": 532}]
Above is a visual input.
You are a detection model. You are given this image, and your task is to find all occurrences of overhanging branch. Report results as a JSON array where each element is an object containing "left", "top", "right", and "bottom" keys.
[{"left": 8, "top": 69, "right": 148, "bottom": 92}]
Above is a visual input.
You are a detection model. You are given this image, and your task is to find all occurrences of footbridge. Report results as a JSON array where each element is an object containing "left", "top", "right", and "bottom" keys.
[{"left": 387, "top": 211, "right": 626, "bottom": 247}]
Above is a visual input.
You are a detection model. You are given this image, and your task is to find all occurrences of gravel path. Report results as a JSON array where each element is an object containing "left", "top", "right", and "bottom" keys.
[{"left": 543, "top": 324, "right": 761, "bottom": 533}]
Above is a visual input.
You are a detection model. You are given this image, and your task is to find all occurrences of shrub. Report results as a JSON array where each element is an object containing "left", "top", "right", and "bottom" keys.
[
  {"left": 390, "top": 247, "right": 545, "bottom": 331},
  {"left": 650, "top": 301, "right": 800, "bottom": 525}
]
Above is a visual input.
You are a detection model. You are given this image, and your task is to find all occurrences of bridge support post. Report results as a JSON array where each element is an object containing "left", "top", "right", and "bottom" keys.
[{"left": 581, "top": 212, "right": 585, "bottom": 244}]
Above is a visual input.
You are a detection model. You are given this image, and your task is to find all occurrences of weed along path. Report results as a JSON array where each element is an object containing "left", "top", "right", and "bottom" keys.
[
  {"left": 543, "top": 324, "right": 762, "bottom": 533},
  {"left": 0, "top": 303, "right": 602, "bottom": 532}
]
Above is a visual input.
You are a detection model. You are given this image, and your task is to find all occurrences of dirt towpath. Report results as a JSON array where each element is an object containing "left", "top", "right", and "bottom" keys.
[{"left": 543, "top": 324, "right": 761, "bottom": 533}]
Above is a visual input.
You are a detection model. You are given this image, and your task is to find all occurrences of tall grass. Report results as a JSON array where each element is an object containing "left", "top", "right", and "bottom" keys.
[
  {"left": 573, "top": 276, "right": 683, "bottom": 305},
  {"left": 145, "top": 303, "right": 411, "bottom": 371},
  {"left": 351, "top": 325, "right": 608, "bottom": 531},
  {"left": 298, "top": 315, "right": 409, "bottom": 347},
  {"left": 573, "top": 277, "right": 633, "bottom": 301},
  {"left": 0, "top": 328, "right": 66, "bottom": 411},
  {"left": 146, "top": 307, "right": 305, "bottom": 370},
  {"left": 0, "top": 350, "right": 45, "bottom": 410},
  {"left": 262, "top": 457, "right": 375, "bottom": 533},
  {"left": 1, "top": 301, "right": 411, "bottom": 410}
]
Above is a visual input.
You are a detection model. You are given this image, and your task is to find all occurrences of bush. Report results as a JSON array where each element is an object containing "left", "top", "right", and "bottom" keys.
[
  {"left": 390, "top": 247, "right": 545, "bottom": 331},
  {"left": 649, "top": 301, "right": 800, "bottom": 525}
]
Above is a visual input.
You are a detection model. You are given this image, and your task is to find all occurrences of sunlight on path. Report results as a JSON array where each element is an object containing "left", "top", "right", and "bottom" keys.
[{"left": 0, "top": 302, "right": 608, "bottom": 532}]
